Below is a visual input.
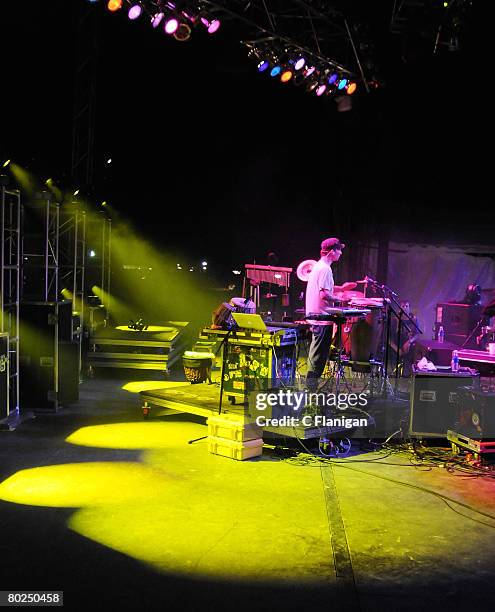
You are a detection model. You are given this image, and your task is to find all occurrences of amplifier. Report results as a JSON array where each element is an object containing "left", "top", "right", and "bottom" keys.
[
  {"left": 453, "top": 386, "right": 495, "bottom": 439},
  {"left": 435, "top": 303, "right": 483, "bottom": 345},
  {"left": 416, "top": 340, "right": 459, "bottom": 366},
  {"left": 410, "top": 370, "right": 479, "bottom": 438}
]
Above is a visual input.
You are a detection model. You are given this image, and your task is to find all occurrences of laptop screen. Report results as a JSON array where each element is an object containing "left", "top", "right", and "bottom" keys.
[{"left": 231, "top": 313, "right": 268, "bottom": 331}]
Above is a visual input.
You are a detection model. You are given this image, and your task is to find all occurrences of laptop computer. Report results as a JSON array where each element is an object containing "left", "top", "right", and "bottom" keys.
[{"left": 232, "top": 312, "right": 268, "bottom": 332}]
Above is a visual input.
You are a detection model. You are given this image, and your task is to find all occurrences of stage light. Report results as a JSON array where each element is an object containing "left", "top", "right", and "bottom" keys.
[
  {"left": 2, "top": 159, "right": 11, "bottom": 168},
  {"left": 257, "top": 60, "right": 270, "bottom": 72},
  {"left": 89, "top": 250, "right": 96, "bottom": 258},
  {"left": 337, "top": 78, "right": 348, "bottom": 90},
  {"left": 151, "top": 12, "right": 164, "bottom": 28},
  {"left": 294, "top": 57, "right": 306, "bottom": 71},
  {"left": 107, "top": 0, "right": 122, "bottom": 12},
  {"left": 201, "top": 261, "right": 207, "bottom": 266},
  {"left": 174, "top": 22, "right": 191, "bottom": 41},
  {"left": 270, "top": 65, "right": 282, "bottom": 77},
  {"left": 73, "top": 189, "right": 80, "bottom": 196},
  {"left": 200, "top": 17, "right": 221, "bottom": 34},
  {"left": 164, "top": 17, "right": 179, "bottom": 35},
  {"left": 316, "top": 84, "right": 327, "bottom": 96},
  {"left": 346, "top": 82, "right": 357, "bottom": 95},
  {"left": 128, "top": 4, "right": 142, "bottom": 20},
  {"left": 280, "top": 69, "right": 293, "bottom": 83},
  {"left": 304, "top": 66, "right": 316, "bottom": 77},
  {"left": 328, "top": 72, "right": 338, "bottom": 85}
]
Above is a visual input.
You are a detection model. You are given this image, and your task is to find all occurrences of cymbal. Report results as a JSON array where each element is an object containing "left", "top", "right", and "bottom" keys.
[{"left": 296, "top": 259, "right": 317, "bottom": 282}]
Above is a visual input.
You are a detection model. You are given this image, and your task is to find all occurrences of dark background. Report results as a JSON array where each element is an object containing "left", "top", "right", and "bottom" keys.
[{"left": 1, "top": 0, "right": 491, "bottom": 273}]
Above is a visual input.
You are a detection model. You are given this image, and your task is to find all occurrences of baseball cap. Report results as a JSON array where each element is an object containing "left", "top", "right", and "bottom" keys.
[{"left": 321, "top": 237, "right": 345, "bottom": 252}]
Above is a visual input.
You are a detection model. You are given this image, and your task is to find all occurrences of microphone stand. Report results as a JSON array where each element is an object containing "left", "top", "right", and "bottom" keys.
[
  {"left": 188, "top": 326, "right": 235, "bottom": 444},
  {"left": 382, "top": 287, "right": 422, "bottom": 393},
  {"left": 460, "top": 317, "right": 484, "bottom": 349},
  {"left": 365, "top": 279, "right": 422, "bottom": 396}
]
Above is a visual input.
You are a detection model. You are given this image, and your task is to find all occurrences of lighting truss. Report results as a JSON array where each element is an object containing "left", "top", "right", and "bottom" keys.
[
  {"left": 103, "top": 1, "right": 377, "bottom": 94},
  {"left": 201, "top": 1, "right": 372, "bottom": 90},
  {"left": 389, "top": 0, "right": 473, "bottom": 54}
]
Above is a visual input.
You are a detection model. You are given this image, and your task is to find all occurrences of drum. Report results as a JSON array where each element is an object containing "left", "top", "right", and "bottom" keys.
[
  {"left": 230, "top": 297, "right": 256, "bottom": 314},
  {"left": 350, "top": 306, "right": 383, "bottom": 371},
  {"left": 211, "top": 302, "right": 236, "bottom": 329},
  {"left": 182, "top": 351, "right": 214, "bottom": 384}
]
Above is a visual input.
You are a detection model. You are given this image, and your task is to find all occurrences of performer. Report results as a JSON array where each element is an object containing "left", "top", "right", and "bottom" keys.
[
  {"left": 460, "top": 283, "right": 482, "bottom": 306},
  {"left": 390, "top": 300, "right": 421, "bottom": 376},
  {"left": 305, "top": 237, "right": 356, "bottom": 388}
]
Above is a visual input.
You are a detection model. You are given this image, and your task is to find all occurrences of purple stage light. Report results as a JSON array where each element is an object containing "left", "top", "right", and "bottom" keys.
[
  {"left": 152, "top": 12, "right": 164, "bottom": 28},
  {"left": 128, "top": 5, "right": 142, "bottom": 20},
  {"left": 316, "top": 84, "right": 327, "bottom": 96},
  {"left": 164, "top": 17, "right": 179, "bottom": 34},
  {"left": 328, "top": 73, "right": 338, "bottom": 85},
  {"left": 294, "top": 57, "right": 305, "bottom": 71},
  {"left": 200, "top": 17, "right": 221, "bottom": 34},
  {"left": 258, "top": 60, "right": 270, "bottom": 72},
  {"left": 305, "top": 66, "right": 316, "bottom": 77},
  {"left": 207, "top": 19, "right": 221, "bottom": 34}
]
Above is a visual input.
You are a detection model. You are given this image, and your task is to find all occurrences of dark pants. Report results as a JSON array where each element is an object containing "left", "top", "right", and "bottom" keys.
[{"left": 307, "top": 325, "right": 333, "bottom": 388}]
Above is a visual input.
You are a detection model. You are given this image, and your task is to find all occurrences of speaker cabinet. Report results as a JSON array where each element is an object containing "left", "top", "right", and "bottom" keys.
[
  {"left": 435, "top": 303, "right": 483, "bottom": 346},
  {"left": 58, "top": 341, "right": 79, "bottom": 406},
  {"left": 415, "top": 340, "right": 459, "bottom": 366},
  {"left": 410, "top": 370, "right": 479, "bottom": 438},
  {"left": 19, "top": 301, "right": 71, "bottom": 410},
  {"left": 454, "top": 387, "right": 495, "bottom": 439}
]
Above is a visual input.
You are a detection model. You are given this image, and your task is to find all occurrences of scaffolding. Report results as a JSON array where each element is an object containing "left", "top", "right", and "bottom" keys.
[
  {"left": 59, "top": 206, "right": 86, "bottom": 377},
  {"left": 1, "top": 183, "right": 21, "bottom": 422},
  {"left": 86, "top": 214, "right": 111, "bottom": 323},
  {"left": 22, "top": 192, "right": 59, "bottom": 302}
]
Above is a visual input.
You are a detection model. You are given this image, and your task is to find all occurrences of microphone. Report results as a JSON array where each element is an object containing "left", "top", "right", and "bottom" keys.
[{"left": 365, "top": 275, "right": 378, "bottom": 285}]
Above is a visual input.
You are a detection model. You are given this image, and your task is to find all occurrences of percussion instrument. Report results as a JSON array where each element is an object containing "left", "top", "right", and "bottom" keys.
[
  {"left": 245, "top": 263, "right": 292, "bottom": 287},
  {"left": 211, "top": 302, "right": 236, "bottom": 330},
  {"left": 306, "top": 308, "right": 371, "bottom": 321},
  {"left": 230, "top": 296, "right": 256, "bottom": 314},
  {"left": 349, "top": 297, "right": 384, "bottom": 308},
  {"left": 296, "top": 259, "right": 317, "bottom": 282},
  {"left": 349, "top": 302, "right": 384, "bottom": 370},
  {"left": 334, "top": 290, "right": 365, "bottom": 301},
  {"left": 182, "top": 351, "right": 215, "bottom": 384}
]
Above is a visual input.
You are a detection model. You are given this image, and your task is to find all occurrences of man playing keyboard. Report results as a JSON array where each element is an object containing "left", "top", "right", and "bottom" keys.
[{"left": 305, "top": 237, "right": 356, "bottom": 389}]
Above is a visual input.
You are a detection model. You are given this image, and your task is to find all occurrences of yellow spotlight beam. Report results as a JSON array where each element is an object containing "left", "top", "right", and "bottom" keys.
[{"left": 9, "top": 163, "right": 40, "bottom": 196}]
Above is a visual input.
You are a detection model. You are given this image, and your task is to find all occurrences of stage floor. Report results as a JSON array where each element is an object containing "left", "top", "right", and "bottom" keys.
[
  {"left": 1, "top": 375, "right": 495, "bottom": 610},
  {"left": 138, "top": 380, "right": 409, "bottom": 440}
]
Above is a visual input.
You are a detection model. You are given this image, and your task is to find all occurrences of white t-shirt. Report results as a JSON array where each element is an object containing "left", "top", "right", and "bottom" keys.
[{"left": 305, "top": 258, "right": 335, "bottom": 324}]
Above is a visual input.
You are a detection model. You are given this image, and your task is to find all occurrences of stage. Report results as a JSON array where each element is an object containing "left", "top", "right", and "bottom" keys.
[
  {"left": 2, "top": 374, "right": 495, "bottom": 610},
  {"left": 138, "top": 375, "right": 410, "bottom": 441}
]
